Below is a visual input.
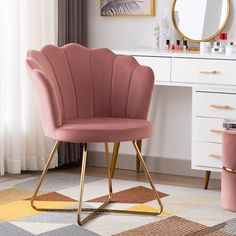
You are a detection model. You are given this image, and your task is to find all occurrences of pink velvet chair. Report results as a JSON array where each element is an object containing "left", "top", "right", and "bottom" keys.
[
  {"left": 26, "top": 43, "right": 163, "bottom": 225},
  {"left": 222, "top": 130, "right": 236, "bottom": 212}
]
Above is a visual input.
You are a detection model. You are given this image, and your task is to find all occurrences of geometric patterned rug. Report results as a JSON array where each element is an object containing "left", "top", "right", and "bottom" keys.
[
  {"left": 114, "top": 216, "right": 236, "bottom": 236},
  {"left": 0, "top": 170, "right": 236, "bottom": 235}
]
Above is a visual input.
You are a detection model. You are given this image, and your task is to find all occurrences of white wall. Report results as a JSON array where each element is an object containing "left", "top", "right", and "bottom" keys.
[
  {"left": 85, "top": 0, "right": 236, "bottom": 49},
  {"left": 84, "top": 0, "right": 235, "bottom": 177},
  {"left": 85, "top": 0, "right": 171, "bottom": 49}
]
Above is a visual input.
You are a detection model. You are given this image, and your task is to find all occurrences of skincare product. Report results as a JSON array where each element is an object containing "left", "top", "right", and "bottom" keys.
[
  {"left": 212, "top": 42, "right": 224, "bottom": 54},
  {"left": 219, "top": 32, "right": 227, "bottom": 46},
  {"left": 160, "top": 9, "right": 171, "bottom": 50},
  {"left": 152, "top": 23, "right": 160, "bottom": 49},
  {"left": 200, "top": 42, "right": 212, "bottom": 54},
  {"left": 226, "top": 44, "right": 236, "bottom": 55}
]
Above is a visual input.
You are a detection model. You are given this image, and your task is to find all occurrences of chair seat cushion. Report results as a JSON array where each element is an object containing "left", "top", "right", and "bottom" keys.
[{"left": 55, "top": 117, "right": 152, "bottom": 143}]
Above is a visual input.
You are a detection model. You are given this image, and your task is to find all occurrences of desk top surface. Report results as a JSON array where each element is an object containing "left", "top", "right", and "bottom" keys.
[{"left": 113, "top": 48, "right": 236, "bottom": 60}]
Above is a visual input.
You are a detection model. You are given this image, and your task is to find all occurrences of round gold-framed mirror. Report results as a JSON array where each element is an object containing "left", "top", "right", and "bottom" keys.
[{"left": 172, "top": 0, "right": 230, "bottom": 42}]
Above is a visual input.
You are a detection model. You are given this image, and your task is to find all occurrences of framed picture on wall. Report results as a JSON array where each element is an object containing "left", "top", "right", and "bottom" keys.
[{"left": 101, "top": 0, "right": 155, "bottom": 16}]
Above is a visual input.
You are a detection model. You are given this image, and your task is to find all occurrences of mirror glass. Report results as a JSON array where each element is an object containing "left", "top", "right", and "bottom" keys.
[{"left": 172, "top": 0, "right": 229, "bottom": 42}]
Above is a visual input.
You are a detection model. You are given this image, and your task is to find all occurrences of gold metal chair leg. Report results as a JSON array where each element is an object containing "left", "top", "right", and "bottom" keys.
[
  {"left": 105, "top": 143, "right": 113, "bottom": 200},
  {"left": 31, "top": 140, "right": 61, "bottom": 209},
  {"left": 111, "top": 140, "right": 142, "bottom": 176},
  {"left": 136, "top": 140, "right": 142, "bottom": 173},
  {"left": 133, "top": 140, "right": 163, "bottom": 214},
  {"left": 77, "top": 143, "right": 89, "bottom": 224},
  {"left": 110, "top": 142, "right": 120, "bottom": 178},
  {"left": 204, "top": 171, "right": 211, "bottom": 189}
]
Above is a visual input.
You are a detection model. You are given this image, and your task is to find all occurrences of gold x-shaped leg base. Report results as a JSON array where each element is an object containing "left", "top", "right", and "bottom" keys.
[{"left": 31, "top": 140, "right": 163, "bottom": 225}]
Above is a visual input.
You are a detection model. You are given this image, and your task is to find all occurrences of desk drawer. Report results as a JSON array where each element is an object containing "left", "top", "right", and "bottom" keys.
[
  {"left": 194, "top": 92, "right": 236, "bottom": 119},
  {"left": 193, "top": 142, "right": 222, "bottom": 169},
  {"left": 172, "top": 58, "right": 236, "bottom": 85},
  {"left": 194, "top": 117, "right": 224, "bottom": 143},
  {"left": 135, "top": 56, "right": 171, "bottom": 83}
]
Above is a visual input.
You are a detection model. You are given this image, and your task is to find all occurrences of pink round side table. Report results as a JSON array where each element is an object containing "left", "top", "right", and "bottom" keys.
[{"left": 221, "top": 130, "right": 236, "bottom": 212}]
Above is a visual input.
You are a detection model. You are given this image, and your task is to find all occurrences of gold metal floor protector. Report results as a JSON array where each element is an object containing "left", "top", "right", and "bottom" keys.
[{"left": 31, "top": 141, "right": 163, "bottom": 225}]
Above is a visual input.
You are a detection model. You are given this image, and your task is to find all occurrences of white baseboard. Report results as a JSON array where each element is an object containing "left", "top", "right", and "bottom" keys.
[{"left": 87, "top": 151, "right": 220, "bottom": 179}]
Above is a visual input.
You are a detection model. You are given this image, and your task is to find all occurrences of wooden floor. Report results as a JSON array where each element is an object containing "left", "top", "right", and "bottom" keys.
[
  {"left": 86, "top": 167, "right": 221, "bottom": 190},
  {"left": 0, "top": 166, "right": 221, "bottom": 190}
]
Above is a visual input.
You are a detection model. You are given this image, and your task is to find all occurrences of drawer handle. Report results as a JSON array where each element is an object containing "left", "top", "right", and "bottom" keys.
[
  {"left": 209, "top": 129, "right": 224, "bottom": 134},
  {"left": 209, "top": 154, "right": 222, "bottom": 159},
  {"left": 210, "top": 104, "right": 231, "bottom": 110},
  {"left": 198, "top": 70, "right": 218, "bottom": 74}
]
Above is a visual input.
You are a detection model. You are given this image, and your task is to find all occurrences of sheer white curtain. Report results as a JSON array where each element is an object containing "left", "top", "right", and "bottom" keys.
[{"left": 0, "top": 0, "right": 58, "bottom": 175}]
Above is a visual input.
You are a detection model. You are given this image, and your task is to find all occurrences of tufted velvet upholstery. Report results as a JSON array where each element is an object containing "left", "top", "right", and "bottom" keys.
[{"left": 26, "top": 44, "right": 154, "bottom": 143}]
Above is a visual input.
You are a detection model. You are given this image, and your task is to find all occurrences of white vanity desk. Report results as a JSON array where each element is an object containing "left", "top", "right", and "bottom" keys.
[{"left": 115, "top": 49, "right": 236, "bottom": 185}]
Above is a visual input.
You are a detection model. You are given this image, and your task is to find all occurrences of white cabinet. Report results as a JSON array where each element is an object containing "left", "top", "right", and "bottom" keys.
[
  {"left": 135, "top": 56, "right": 171, "bottom": 83},
  {"left": 116, "top": 49, "right": 236, "bottom": 174},
  {"left": 192, "top": 90, "right": 236, "bottom": 172}
]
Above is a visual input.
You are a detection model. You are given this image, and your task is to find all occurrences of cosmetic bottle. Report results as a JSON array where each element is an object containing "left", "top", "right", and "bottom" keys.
[
  {"left": 219, "top": 33, "right": 227, "bottom": 46},
  {"left": 175, "top": 40, "right": 180, "bottom": 51},
  {"left": 152, "top": 23, "right": 160, "bottom": 49},
  {"left": 200, "top": 42, "right": 212, "bottom": 54},
  {"left": 183, "top": 40, "right": 188, "bottom": 52},
  {"left": 226, "top": 42, "right": 236, "bottom": 55},
  {"left": 171, "top": 43, "right": 175, "bottom": 51},
  {"left": 212, "top": 42, "right": 224, "bottom": 54},
  {"left": 160, "top": 9, "right": 171, "bottom": 50},
  {"left": 218, "top": 33, "right": 227, "bottom": 53},
  {"left": 165, "top": 39, "right": 170, "bottom": 51}
]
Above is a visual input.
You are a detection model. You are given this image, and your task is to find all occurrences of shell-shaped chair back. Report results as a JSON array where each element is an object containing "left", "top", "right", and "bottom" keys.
[{"left": 26, "top": 44, "right": 154, "bottom": 137}]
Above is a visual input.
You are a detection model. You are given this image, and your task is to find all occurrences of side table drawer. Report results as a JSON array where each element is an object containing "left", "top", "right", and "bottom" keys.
[
  {"left": 194, "top": 117, "right": 224, "bottom": 143},
  {"left": 135, "top": 56, "right": 171, "bottom": 83},
  {"left": 193, "top": 142, "right": 222, "bottom": 169},
  {"left": 193, "top": 91, "right": 236, "bottom": 119}
]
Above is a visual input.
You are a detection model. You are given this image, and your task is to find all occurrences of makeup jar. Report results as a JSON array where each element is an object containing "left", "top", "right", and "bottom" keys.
[
  {"left": 200, "top": 42, "right": 212, "bottom": 54},
  {"left": 225, "top": 44, "right": 236, "bottom": 55}
]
